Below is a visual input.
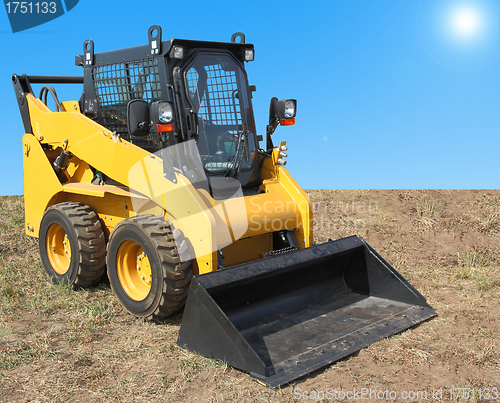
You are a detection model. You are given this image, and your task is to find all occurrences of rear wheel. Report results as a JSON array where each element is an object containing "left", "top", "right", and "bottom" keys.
[
  {"left": 106, "top": 215, "right": 192, "bottom": 319},
  {"left": 39, "top": 202, "right": 106, "bottom": 286}
]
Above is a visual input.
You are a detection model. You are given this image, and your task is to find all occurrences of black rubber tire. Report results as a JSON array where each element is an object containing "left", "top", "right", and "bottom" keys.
[
  {"left": 106, "top": 215, "right": 193, "bottom": 319},
  {"left": 39, "top": 202, "right": 106, "bottom": 287}
]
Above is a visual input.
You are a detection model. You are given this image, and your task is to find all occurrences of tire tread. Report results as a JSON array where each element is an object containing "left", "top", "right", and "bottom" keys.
[
  {"left": 44, "top": 202, "right": 106, "bottom": 287},
  {"left": 107, "top": 215, "right": 193, "bottom": 320}
]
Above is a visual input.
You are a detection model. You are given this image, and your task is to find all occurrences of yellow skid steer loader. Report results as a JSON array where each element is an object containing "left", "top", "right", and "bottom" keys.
[{"left": 13, "top": 26, "right": 435, "bottom": 387}]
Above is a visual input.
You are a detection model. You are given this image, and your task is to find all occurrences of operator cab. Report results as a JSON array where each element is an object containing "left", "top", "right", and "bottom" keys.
[
  {"left": 76, "top": 26, "right": 294, "bottom": 193},
  {"left": 167, "top": 34, "right": 261, "bottom": 190}
]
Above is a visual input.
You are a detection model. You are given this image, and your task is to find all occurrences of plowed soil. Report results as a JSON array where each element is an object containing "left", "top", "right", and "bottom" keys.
[{"left": 1, "top": 190, "right": 499, "bottom": 402}]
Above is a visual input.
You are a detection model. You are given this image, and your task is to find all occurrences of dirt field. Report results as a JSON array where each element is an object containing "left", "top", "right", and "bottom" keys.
[{"left": 0, "top": 190, "right": 499, "bottom": 402}]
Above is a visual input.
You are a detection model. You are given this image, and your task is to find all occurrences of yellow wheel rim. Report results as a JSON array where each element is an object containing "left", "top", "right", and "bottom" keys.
[
  {"left": 46, "top": 223, "right": 72, "bottom": 275},
  {"left": 116, "top": 240, "right": 152, "bottom": 301}
]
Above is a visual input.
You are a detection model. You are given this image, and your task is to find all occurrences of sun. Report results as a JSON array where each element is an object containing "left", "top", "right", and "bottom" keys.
[
  {"left": 450, "top": 6, "right": 481, "bottom": 38},
  {"left": 417, "top": 0, "right": 499, "bottom": 70}
]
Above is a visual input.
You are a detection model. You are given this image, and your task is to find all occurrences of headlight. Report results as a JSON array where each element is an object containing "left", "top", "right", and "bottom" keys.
[
  {"left": 276, "top": 99, "right": 297, "bottom": 119},
  {"left": 158, "top": 102, "right": 173, "bottom": 123},
  {"left": 284, "top": 100, "right": 295, "bottom": 118},
  {"left": 170, "top": 46, "right": 185, "bottom": 59},
  {"left": 244, "top": 49, "right": 254, "bottom": 61}
]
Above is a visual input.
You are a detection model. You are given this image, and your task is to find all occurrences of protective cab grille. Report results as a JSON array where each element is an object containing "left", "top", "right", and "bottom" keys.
[
  {"left": 91, "top": 59, "right": 162, "bottom": 151},
  {"left": 186, "top": 63, "right": 242, "bottom": 127}
]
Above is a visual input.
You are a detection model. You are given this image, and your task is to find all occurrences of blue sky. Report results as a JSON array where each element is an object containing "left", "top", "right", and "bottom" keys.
[{"left": 0, "top": 0, "right": 498, "bottom": 195}]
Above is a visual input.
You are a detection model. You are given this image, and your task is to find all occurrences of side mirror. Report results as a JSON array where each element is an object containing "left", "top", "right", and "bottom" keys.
[{"left": 127, "top": 99, "right": 150, "bottom": 137}]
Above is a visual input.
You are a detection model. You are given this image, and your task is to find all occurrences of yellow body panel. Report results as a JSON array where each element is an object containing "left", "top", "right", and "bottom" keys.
[
  {"left": 259, "top": 141, "right": 313, "bottom": 247},
  {"left": 23, "top": 95, "right": 313, "bottom": 274},
  {"left": 22, "top": 133, "right": 63, "bottom": 236},
  {"left": 221, "top": 233, "right": 272, "bottom": 267},
  {"left": 60, "top": 100, "right": 80, "bottom": 113}
]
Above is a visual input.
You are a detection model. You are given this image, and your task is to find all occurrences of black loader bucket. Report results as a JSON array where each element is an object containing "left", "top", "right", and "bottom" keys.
[{"left": 177, "top": 236, "right": 436, "bottom": 387}]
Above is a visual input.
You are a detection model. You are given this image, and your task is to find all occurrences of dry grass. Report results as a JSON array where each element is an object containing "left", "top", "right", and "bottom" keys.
[{"left": 1, "top": 191, "right": 500, "bottom": 402}]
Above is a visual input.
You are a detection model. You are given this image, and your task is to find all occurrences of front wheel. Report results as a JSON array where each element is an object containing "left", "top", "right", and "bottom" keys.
[{"left": 106, "top": 215, "right": 192, "bottom": 319}]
